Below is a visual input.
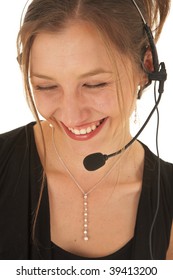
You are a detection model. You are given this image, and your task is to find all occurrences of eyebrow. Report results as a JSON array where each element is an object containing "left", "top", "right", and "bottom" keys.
[
  {"left": 79, "top": 68, "right": 112, "bottom": 78},
  {"left": 30, "top": 68, "right": 112, "bottom": 80},
  {"left": 30, "top": 73, "right": 54, "bottom": 80}
]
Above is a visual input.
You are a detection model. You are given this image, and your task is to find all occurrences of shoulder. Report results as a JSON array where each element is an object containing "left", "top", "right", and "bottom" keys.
[
  {"left": 142, "top": 143, "right": 173, "bottom": 258},
  {"left": 0, "top": 122, "right": 36, "bottom": 150},
  {"left": 0, "top": 122, "right": 40, "bottom": 197},
  {"left": 159, "top": 156, "right": 173, "bottom": 215},
  {"left": 142, "top": 142, "right": 173, "bottom": 209},
  {"left": 142, "top": 142, "right": 173, "bottom": 178},
  {"left": 0, "top": 122, "right": 35, "bottom": 141},
  {"left": 0, "top": 122, "right": 36, "bottom": 172}
]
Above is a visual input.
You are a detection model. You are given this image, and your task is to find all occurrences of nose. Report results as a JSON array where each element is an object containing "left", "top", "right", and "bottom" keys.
[{"left": 57, "top": 90, "right": 89, "bottom": 127}]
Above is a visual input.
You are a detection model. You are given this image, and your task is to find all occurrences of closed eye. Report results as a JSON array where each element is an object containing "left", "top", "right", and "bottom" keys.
[
  {"left": 83, "top": 82, "right": 108, "bottom": 89},
  {"left": 35, "top": 85, "right": 58, "bottom": 91}
]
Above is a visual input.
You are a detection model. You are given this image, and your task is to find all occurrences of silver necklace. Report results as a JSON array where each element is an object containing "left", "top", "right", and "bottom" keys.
[{"left": 50, "top": 124, "right": 126, "bottom": 241}]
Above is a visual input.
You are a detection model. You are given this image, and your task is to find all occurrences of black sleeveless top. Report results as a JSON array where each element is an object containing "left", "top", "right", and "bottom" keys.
[
  {"left": 51, "top": 239, "right": 133, "bottom": 260},
  {"left": 0, "top": 122, "right": 173, "bottom": 260}
]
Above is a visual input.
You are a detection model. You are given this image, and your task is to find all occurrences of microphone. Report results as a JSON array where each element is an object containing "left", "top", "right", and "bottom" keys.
[
  {"left": 83, "top": 140, "right": 132, "bottom": 171},
  {"left": 83, "top": 63, "right": 166, "bottom": 171},
  {"left": 83, "top": 153, "right": 109, "bottom": 171}
]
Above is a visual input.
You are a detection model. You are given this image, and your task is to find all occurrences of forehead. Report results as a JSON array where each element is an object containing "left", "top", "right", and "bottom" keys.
[
  {"left": 29, "top": 21, "right": 135, "bottom": 82},
  {"left": 30, "top": 21, "right": 116, "bottom": 72}
]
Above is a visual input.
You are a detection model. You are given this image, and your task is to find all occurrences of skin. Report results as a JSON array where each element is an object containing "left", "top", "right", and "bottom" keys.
[
  {"left": 30, "top": 21, "right": 173, "bottom": 258},
  {"left": 30, "top": 21, "right": 142, "bottom": 161}
]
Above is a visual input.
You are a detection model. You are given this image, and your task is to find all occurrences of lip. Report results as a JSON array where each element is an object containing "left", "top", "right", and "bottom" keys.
[{"left": 60, "top": 118, "right": 108, "bottom": 141}]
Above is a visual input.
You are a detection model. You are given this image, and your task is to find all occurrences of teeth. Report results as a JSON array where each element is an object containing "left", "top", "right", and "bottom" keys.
[
  {"left": 74, "top": 129, "right": 80, "bottom": 135},
  {"left": 68, "top": 120, "right": 103, "bottom": 135},
  {"left": 91, "top": 124, "right": 96, "bottom": 130},
  {"left": 80, "top": 129, "right": 87, "bottom": 135},
  {"left": 86, "top": 127, "right": 92, "bottom": 133}
]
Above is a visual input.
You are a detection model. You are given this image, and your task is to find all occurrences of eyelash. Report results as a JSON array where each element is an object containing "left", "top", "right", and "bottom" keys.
[
  {"left": 83, "top": 82, "right": 108, "bottom": 89},
  {"left": 35, "top": 85, "right": 57, "bottom": 91},
  {"left": 34, "top": 82, "right": 108, "bottom": 91}
]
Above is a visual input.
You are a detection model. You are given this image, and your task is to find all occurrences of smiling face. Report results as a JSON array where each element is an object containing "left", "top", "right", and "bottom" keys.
[{"left": 30, "top": 21, "right": 142, "bottom": 155}]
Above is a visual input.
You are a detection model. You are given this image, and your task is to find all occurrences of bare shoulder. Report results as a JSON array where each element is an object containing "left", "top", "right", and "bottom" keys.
[{"left": 166, "top": 222, "right": 173, "bottom": 260}]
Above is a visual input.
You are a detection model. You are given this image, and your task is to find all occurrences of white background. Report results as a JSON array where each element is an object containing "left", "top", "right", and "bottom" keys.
[{"left": 0, "top": 1, "right": 172, "bottom": 162}]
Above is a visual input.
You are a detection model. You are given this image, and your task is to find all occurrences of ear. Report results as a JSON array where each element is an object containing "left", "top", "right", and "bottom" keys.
[
  {"left": 143, "top": 48, "right": 154, "bottom": 73},
  {"left": 137, "top": 48, "right": 154, "bottom": 99}
]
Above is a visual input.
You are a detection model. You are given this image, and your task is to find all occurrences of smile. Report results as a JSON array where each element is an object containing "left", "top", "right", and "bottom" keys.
[
  {"left": 68, "top": 119, "right": 104, "bottom": 135},
  {"left": 61, "top": 118, "right": 107, "bottom": 141}
]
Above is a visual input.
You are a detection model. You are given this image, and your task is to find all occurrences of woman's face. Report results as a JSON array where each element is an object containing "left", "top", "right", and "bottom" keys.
[{"left": 30, "top": 21, "right": 142, "bottom": 154}]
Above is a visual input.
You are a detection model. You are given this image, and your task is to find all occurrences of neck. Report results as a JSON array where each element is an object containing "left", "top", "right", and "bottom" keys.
[
  {"left": 50, "top": 123, "right": 138, "bottom": 189},
  {"left": 52, "top": 121, "right": 133, "bottom": 173}
]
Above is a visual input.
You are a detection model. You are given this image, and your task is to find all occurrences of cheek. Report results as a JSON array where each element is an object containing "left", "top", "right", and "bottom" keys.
[
  {"left": 118, "top": 79, "right": 137, "bottom": 117},
  {"left": 95, "top": 91, "right": 120, "bottom": 115},
  {"left": 33, "top": 93, "right": 58, "bottom": 118},
  {"left": 96, "top": 99, "right": 117, "bottom": 114}
]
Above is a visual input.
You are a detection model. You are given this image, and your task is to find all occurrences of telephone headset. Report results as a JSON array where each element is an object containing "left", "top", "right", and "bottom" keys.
[
  {"left": 21, "top": 0, "right": 167, "bottom": 259},
  {"left": 83, "top": 0, "right": 167, "bottom": 260}
]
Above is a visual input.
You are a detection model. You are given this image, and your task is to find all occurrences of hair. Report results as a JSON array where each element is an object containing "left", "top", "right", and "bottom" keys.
[
  {"left": 17, "top": 0, "right": 170, "bottom": 109},
  {"left": 17, "top": 0, "right": 170, "bottom": 239}
]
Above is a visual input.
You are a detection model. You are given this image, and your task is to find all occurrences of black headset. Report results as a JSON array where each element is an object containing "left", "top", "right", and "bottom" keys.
[
  {"left": 131, "top": 0, "right": 167, "bottom": 260},
  {"left": 84, "top": 0, "right": 167, "bottom": 260},
  {"left": 84, "top": 0, "right": 167, "bottom": 171},
  {"left": 131, "top": 0, "right": 167, "bottom": 97}
]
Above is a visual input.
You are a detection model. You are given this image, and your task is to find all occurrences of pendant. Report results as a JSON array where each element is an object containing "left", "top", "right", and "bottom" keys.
[{"left": 83, "top": 194, "right": 89, "bottom": 241}]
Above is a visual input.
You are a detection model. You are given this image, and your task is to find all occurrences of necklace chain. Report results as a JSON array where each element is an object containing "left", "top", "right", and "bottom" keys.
[{"left": 50, "top": 124, "right": 125, "bottom": 241}]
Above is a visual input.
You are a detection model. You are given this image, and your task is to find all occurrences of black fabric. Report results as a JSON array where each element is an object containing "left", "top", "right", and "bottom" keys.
[
  {"left": 51, "top": 239, "right": 133, "bottom": 260},
  {"left": 0, "top": 122, "right": 173, "bottom": 260}
]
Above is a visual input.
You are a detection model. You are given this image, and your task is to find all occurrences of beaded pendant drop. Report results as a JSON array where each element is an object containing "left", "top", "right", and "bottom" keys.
[{"left": 83, "top": 194, "right": 89, "bottom": 241}]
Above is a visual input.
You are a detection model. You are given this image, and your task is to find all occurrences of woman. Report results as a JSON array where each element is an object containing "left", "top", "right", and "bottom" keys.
[{"left": 0, "top": 0, "right": 172, "bottom": 260}]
